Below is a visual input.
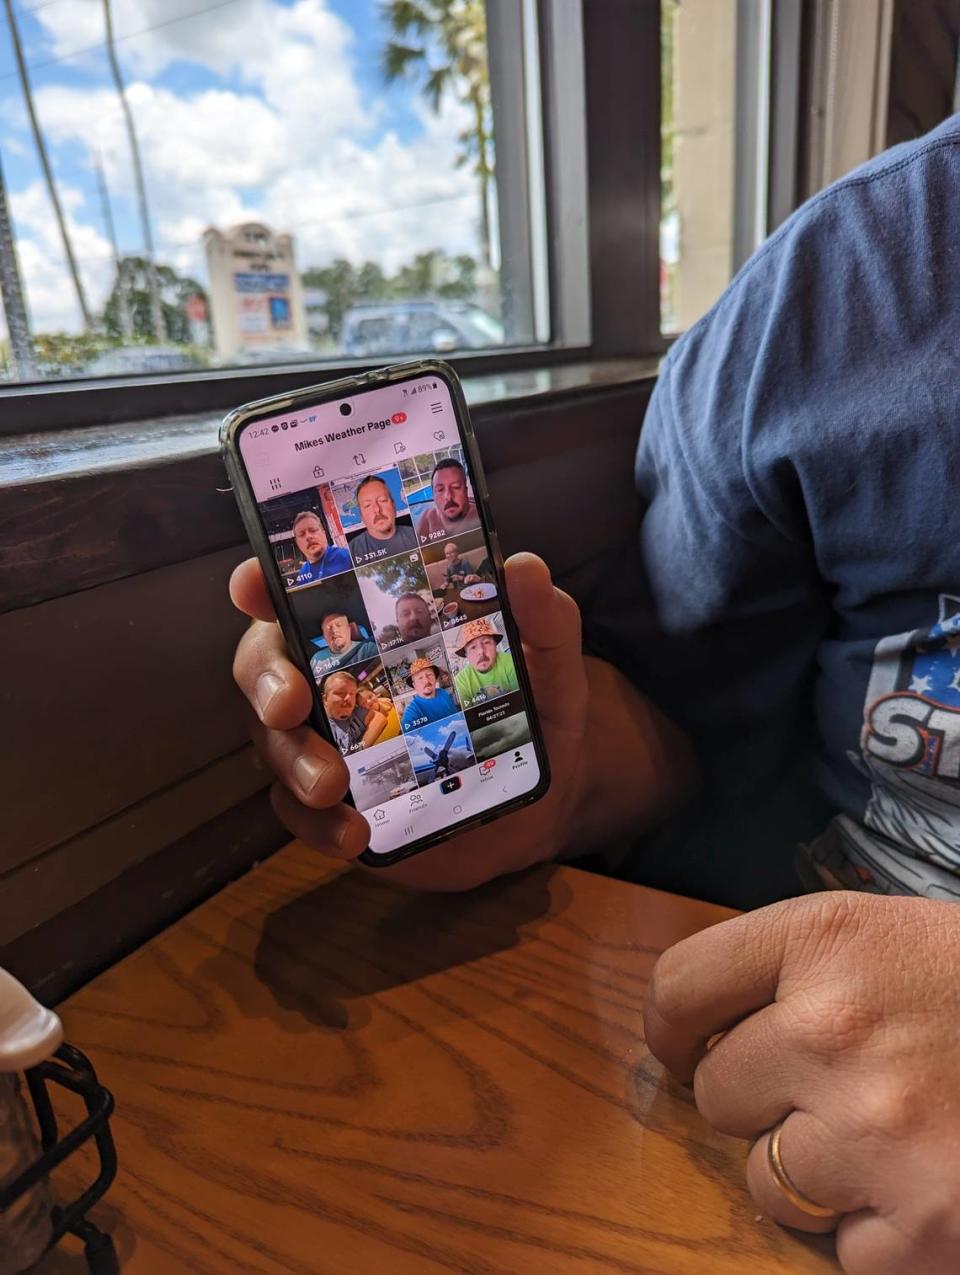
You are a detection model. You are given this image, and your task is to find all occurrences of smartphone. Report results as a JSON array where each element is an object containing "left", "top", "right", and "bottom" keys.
[{"left": 221, "top": 359, "right": 550, "bottom": 867}]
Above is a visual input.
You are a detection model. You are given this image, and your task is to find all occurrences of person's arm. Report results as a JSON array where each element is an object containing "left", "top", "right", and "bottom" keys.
[{"left": 360, "top": 710, "right": 387, "bottom": 749}]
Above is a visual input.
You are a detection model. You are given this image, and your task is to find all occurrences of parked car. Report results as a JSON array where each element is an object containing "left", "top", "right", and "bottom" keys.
[{"left": 341, "top": 301, "right": 504, "bottom": 358}]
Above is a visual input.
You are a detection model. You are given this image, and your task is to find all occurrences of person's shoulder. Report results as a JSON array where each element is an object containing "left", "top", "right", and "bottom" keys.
[
  {"left": 653, "top": 115, "right": 960, "bottom": 494},
  {"left": 671, "top": 115, "right": 960, "bottom": 371},
  {"left": 698, "top": 116, "right": 958, "bottom": 331}
]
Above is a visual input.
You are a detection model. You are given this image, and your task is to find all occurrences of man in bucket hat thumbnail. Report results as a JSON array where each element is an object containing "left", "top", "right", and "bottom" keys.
[
  {"left": 453, "top": 618, "right": 518, "bottom": 706},
  {"left": 401, "top": 657, "right": 458, "bottom": 730}
]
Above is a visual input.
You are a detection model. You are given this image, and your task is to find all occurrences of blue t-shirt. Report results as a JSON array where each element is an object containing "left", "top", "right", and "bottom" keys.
[
  {"left": 587, "top": 115, "right": 960, "bottom": 910},
  {"left": 402, "top": 690, "right": 457, "bottom": 731},
  {"left": 294, "top": 545, "right": 352, "bottom": 585}
]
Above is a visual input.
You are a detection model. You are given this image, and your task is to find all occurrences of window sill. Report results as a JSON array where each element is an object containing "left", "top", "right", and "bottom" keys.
[
  {"left": 0, "top": 358, "right": 659, "bottom": 486},
  {"left": 0, "top": 357, "right": 660, "bottom": 615}
]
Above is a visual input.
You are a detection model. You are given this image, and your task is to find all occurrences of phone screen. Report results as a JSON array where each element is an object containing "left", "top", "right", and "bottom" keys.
[{"left": 235, "top": 371, "right": 544, "bottom": 859}]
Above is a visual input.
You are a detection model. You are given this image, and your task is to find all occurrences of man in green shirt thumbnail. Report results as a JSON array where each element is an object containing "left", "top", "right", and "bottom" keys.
[{"left": 453, "top": 617, "right": 518, "bottom": 706}]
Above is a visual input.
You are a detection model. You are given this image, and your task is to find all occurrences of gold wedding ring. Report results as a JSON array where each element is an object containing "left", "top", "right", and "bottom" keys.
[{"left": 766, "top": 1121, "right": 840, "bottom": 1220}]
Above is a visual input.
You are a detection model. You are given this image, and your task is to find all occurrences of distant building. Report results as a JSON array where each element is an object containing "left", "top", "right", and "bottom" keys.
[{"left": 203, "top": 223, "right": 308, "bottom": 362}]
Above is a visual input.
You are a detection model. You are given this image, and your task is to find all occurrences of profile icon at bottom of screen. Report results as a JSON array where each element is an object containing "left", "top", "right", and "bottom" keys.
[{"left": 439, "top": 776, "right": 462, "bottom": 795}]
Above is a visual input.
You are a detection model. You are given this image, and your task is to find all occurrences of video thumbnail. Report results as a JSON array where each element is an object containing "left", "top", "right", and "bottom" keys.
[
  {"left": 445, "top": 612, "right": 518, "bottom": 710},
  {"left": 465, "top": 695, "right": 531, "bottom": 762},
  {"left": 421, "top": 529, "right": 498, "bottom": 630},
  {"left": 355, "top": 551, "right": 439, "bottom": 652},
  {"left": 346, "top": 737, "right": 417, "bottom": 812},
  {"left": 319, "top": 655, "right": 401, "bottom": 755},
  {"left": 328, "top": 467, "right": 418, "bottom": 566},
  {"left": 257, "top": 484, "right": 351, "bottom": 589},
  {"left": 398, "top": 446, "right": 480, "bottom": 545},
  {"left": 405, "top": 712, "right": 476, "bottom": 787},
  {"left": 382, "top": 640, "right": 458, "bottom": 732},
  {"left": 289, "top": 573, "right": 377, "bottom": 680}
]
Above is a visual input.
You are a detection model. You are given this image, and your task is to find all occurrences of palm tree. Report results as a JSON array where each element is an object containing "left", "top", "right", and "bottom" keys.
[
  {"left": 102, "top": 0, "right": 164, "bottom": 341},
  {"left": 0, "top": 151, "right": 36, "bottom": 377},
  {"left": 3, "top": 0, "right": 92, "bottom": 331},
  {"left": 382, "top": 0, "right": 494, "bottom": 269}
]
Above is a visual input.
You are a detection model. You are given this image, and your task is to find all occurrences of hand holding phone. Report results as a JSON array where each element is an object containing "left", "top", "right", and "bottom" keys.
[
  {"left": 223, "top": 361, "right": 558, "bottom": 869},
  {"left": 230, "top": 549, "right": 589, "bottom": 889}
]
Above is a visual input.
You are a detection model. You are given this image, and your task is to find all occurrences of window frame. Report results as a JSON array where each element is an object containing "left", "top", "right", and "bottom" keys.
[{"left": 0, "top": 0, "right": 666, "bottom": 437}]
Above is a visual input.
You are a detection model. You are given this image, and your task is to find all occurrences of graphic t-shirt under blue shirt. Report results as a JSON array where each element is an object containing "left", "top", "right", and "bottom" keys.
[{"left": 586, "top": 114, "right": 960, "bottom": 910}]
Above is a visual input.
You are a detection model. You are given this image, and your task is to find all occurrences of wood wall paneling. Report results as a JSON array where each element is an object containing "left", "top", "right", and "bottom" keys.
[
  {"left": 0, "top": 790, "right": 285, "bottom": 1002},
  {"left": 1, "top": 546, "right": 250, "bottom": 867},
  {"left": 0, "top": 379, "right": 653, "bottom": 615},
  {"left": 0, "top": 374, "right": 653, "bottom": 993},
  {"left": 0, "top": 746, "right": 266, "bottom": 947}
]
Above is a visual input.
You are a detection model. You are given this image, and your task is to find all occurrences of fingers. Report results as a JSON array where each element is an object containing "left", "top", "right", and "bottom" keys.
[
  {"left": 745, "top": 1113, "right": 866, "bottom": 1233},
  {"left": 691, "top": 1003, "right": 795, "bottom": 1137},
  {"left": 270, "top": 783, "right": 370, "bottom": 861},
  {"left": 503, "top": 554, "right": 584, "bottom": 722},
  {"left": 835, "top": 1210, "right": 947, "bottom": 1275},
  {"left": 248, "top": 711, "right": 349, "bottom": 810},
  {"left": 233, "top": 619, "right": 313, "bottom": 730},
  {"left": 644, "top": 900, "right": 805, "bottom": 1082},
  {"left": 230, "top": 557, "right": 276, "bottom": 622},
  {"left": 504, "top": 552, "right": 581, "bottom": 654}
]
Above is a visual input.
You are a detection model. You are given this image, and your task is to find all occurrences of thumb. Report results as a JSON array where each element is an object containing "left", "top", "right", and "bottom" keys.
[{"left": 503, "top": 552, "right": 583, "bottom": 693}]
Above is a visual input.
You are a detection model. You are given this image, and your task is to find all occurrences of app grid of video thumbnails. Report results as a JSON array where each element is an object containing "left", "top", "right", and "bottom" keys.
[{"left": 258, "top": 443, "right": 532, "bottom": 818}]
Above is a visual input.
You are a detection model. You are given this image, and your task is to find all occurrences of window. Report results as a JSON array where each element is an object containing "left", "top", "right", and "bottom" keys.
[
  {"left": 660, "top": 0, "right": 739, "bottom": 335},
  {"left": 0, "top": 0, "right": 551, "bottom": 385}
]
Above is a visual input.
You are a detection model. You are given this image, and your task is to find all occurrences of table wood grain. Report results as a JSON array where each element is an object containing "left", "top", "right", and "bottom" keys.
[{"left": 37, "top": 843, "right": 837, "bottom": 1273}]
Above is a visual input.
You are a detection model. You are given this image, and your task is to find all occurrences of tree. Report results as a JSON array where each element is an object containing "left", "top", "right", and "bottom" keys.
[
  {"left": 302, "top": 258, "right": 389, "bottom": 340},
  {"left": 32, "top": 330, "right": 111, "bottom": 374},
  {"left": 4, "top": 0, "right": 92, "bottom": 330},
  {"left": 381, "top": 0, "right": 494, "bottom": 269},
  {"left": 361, "top": 556, "right": 427, "bottom": 598},
  {"left": 103, "top": 0, "right": 164, "bottom": 339},
  {"left": 302, "top": 249, "right": 479, "bottom": 340},
  {"left": 101, "top": 256, "right": 207, "bottom": 343},
  {"left": 392, "top": 249, "right": 475, "bottom": 298}
]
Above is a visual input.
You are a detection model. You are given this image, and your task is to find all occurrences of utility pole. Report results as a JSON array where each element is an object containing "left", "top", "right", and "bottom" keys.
[
  {"left": 102, "top": 0, "right": 164, "bottom": 342},
  {"left": 94, "top": 152, "right": 132, "bottom": 339},
  {"left": 3, "top": 0, "right": 93, "bottom": 331},
  {"left": 0, "top": 152, "right": 37, "bottom": 378}
]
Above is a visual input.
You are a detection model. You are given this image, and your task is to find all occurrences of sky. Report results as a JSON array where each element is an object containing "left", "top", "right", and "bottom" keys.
[{"left": 0, "top": 0, "right": 488, "bottom": 333}]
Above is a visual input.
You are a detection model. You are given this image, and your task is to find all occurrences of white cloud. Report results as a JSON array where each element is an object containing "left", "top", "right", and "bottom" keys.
[
  {"left": 9, "top": 182, "right": 114, "bottom": 332},
  {"left": 34, "top": 0, "right": 367, "bottom": 136},
  {"left": 3, "top": 0, "right": 486, "bottom": 333}
]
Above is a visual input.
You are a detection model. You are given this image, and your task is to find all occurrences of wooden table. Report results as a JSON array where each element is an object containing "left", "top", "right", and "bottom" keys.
[{"left": 39, "top": 843, "right": 837, "bottom": 1273}]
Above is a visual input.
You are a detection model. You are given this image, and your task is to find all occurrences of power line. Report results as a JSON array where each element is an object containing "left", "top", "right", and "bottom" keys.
[
  {"left": 44, "top": 189, "right": 478, "bottom": 268},
  {"left": 41, "top": 186, "right": 476, "bottom": 269},
  {"left": 0, "top": 0, "right": 244, "bottom": 83}
]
